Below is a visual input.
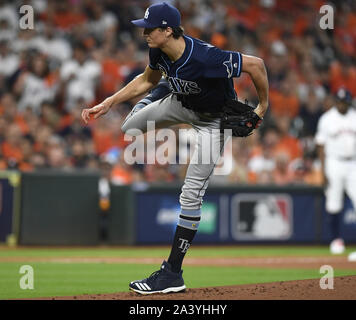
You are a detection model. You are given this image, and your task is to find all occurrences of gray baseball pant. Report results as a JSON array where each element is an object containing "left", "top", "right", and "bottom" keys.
[{"left": 121, "top": 94, "right": 228, "bottom": 216}]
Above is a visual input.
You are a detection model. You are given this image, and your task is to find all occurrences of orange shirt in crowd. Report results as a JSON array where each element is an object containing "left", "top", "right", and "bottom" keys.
[
  {"left": 57, "top": 114, "right": 74, "bottom": 131},
  {"left": 1, "top": 142, "right": 23, "bottom": 162},
  {"left": 92, "top": 130, "right": 115, "bottom": 155},
  {"left": 0, "top": 107, "right": 29, "bottom": 135},
  {"left": 275, "top": 135, "right": 303, "bottom": 160},
  {"left": 247, "top": 171, "right": 258, "bottom": 184},
  {"left": 53, "top": 11, "right": 87, "bottom": 30},
  {"left": 248, "top": 145, "right": 263, "bottom": 159},
  {"left": 293, "top": 16, "right": 309, "bottom": 37},
  {"left": 272, "top": 168, "right": 295, "bottom": 185},
  {"left": 347, "top": 12, "right": 356, "bottom": 31},
  {"left": 226, "top": 3, "right": 261, "bottom": 31},
  {"left": 45, "top": 71, "right": 59, "bottom": 87},
  {"left": 183, "top": 25, "right": 202, "bottom": 39},
  {"left": 329, "top": 62, "right": 356, "bottom": 96},
  {"left": 33, "top": 141, "right": 44, "bottom": 153},
  {"left": 18, "top": 162, "right": 34, "bottom": 172},
  {"left": 92, "top": 129, "right": 128, "bottom": 155},
  {"left": 111, "top": 165, "right": 133, "bottom": 185},
  {"left": 234, "top": 73, "right": 252, "bottom": 93},
  {"left": 211, "top": 32, "right": 227, "bottom": 49},
  {"left": 269, "top": 89, "right": 300, "bottom": 118},
  {"left": 303, "top": 169, "right": 323, "bottom": 186},
  {"left": 14, "top": 115, "right": 29, "bottom": 135},
  {"left": 0, "top": 159, "right": 7, "bottom": 170},
  {"left": 100, "top": 59, "right": 124, "bottom": 96}
]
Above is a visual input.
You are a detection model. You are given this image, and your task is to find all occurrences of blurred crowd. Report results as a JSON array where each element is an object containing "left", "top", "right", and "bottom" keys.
[{"left": 0, "top": 0, "right": 356, "bottom": 186}]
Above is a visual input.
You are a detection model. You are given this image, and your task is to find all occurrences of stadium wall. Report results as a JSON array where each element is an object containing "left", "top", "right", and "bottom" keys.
[{"left": 1, "top": 171, "right": 356, "bottom": 245}]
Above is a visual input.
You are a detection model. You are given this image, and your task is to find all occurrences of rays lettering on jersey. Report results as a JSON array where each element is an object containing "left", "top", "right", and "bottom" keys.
[
  {"left": 157, "top": 64, "right": 201, "bottom": 95},
  {"left": 167, "top": 77, "right": 201, "bottom": 95}
]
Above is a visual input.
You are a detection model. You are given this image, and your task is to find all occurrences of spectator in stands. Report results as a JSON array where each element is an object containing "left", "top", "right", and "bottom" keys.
[
  {"left": 111, "top": 151, "right": 134, "bottom": 185},
  {"left": 50, "top": 0, "right": 87, "bottom": 31},
  {"left": 269, "top": 72, "right": 300, "bottom": 119},
  {"left": 87, "top": 2, "right": 119, "bottom": 43},
  {"left": 40, "top": 22, "right": 72, "bottom": 63},
  {"left": 70, "top": 138, "right": 91, "bottom": 168},
  {"left": 40, "top": 101, "right": 62, "bottom": 131},
  {"left": 293, "top": 153, "right": 323, "bottom": 186},
  {"left": 0, "top": 40, "right": 19, "bottom": 81},
  {"left": 45, "top": 135, "right": 71, "bottom": 169},
  {"left": 0, "top": 0, "right": 354, "bottom": 187},
  {"left": 329, "top": 58, "right": 356, "bottom": 97},
  {"left": 12, "top": 28, "right": 45, "bottom": 53},
  {"left": 60, "top": 42, "right": 101, "bottom": 111},
  {"left": 267, "top": 40, "right": 289, "bottom": 90},
  {"left": 14, "top": 53, "right": 57, "bottom": 114},
  {"left": 298, "top": 90, "right": 324, "bottom": 136},
  {"left": 28, "top": 152, "right": 47, "bottom": 170},
  {"left": 297, "top": 67, "right": 326, "bottom": 106},
  {"left": 58, "top": 102, "right": 93, "bottom": 141},
  {"left": 145, "top": 163, "right": 175, "bottom": 183},
  {"left": 274, "top": 115, "right": 302, "bottom": 160},
  {"left": 227, "top": 140, "right": 250, "bottom": 184},
  {"left": 248, "top": 126, "right": 279, "bottom": 182},
  {"left": 272, "top": 151, "right": 295, "bottom": 185},
  {"left": 32, "top": 124, "right": 54, "bottom": 155},
  {"left": 0, "top": 17, "right": 16, "bottom": 43}
]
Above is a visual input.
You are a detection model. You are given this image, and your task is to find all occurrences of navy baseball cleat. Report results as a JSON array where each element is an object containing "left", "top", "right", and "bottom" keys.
[{"left": 129, "top": 261, "right": 186, "bottom": 295}]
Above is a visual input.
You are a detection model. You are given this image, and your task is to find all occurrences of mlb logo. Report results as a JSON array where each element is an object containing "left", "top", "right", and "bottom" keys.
[{"left": 231, "top": 193, "right": 293, "bottom": 240}]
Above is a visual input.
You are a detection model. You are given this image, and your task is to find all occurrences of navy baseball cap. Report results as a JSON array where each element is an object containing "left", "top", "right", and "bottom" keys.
[
  {"left": 336, "top": 87, "right": 352, "bottom": 104},
  {"left": 131, "top": 2, "right": 181, "bottom": 28}
]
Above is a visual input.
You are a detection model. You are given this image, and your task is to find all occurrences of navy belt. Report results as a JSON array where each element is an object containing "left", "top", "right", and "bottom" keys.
[
  {"left": 196, "top": 111, "right": 222, "bottom": 118},
  {"left": 175, "top": 94, "right": 222, "bottom": 117}
]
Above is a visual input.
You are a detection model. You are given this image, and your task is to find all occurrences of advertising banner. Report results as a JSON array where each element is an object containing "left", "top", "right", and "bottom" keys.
[
  {"left": 230, "top": 193, "right": 293, "bottom": 241},
  {"left": 134, "top": 188, "right": 323, "bottom": 244},
  {"left": 136, "top": 193, "right": 220, "bottom": 243}
]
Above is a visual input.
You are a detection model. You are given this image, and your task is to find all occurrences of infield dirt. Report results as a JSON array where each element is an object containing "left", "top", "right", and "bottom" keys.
[{"left": 46, "top": 275, "right": 356, "bottom": 300}]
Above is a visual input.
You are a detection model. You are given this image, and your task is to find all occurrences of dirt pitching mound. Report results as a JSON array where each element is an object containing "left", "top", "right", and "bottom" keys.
[{"left": 41, "top": 276, "right": 356, "bottom": 300}]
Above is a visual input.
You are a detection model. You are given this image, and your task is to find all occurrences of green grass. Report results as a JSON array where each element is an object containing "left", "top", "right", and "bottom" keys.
[
  {"left": 1, "top": 245, "right": 356, "bottom": 299},
  {"left": 1, "top": 262, "right": 355, "bottom": 300},
  {"left": 2, "top": 245, "right": 356, "bottom": 258}
]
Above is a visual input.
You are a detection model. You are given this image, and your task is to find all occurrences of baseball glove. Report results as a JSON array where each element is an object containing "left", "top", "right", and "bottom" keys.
[{"left": 220, "top": 99, "right": 262, "bottom": 137}]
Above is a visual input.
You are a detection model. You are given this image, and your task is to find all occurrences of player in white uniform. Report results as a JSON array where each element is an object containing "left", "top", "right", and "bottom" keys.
[{"left": 315, "top": 88, "right": 356, "bottom": 254}]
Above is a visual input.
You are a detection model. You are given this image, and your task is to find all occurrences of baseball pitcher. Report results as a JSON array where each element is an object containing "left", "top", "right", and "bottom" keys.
[{"left": 82, "top": 2, "right": 269, "bottom": 294}]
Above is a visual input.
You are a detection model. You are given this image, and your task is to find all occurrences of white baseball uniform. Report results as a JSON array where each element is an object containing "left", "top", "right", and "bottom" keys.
[{"left": 315, "top": 106, "right": 356, "bottom": 213}]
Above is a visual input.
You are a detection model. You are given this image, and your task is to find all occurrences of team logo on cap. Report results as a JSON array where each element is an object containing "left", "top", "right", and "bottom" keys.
[{"left": 144, "top": 8, "right": 149, "bottom": 19}]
